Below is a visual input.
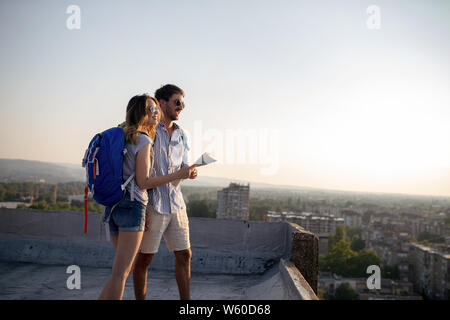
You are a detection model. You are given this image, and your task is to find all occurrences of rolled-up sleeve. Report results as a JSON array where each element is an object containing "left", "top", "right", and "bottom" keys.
[{"left": 181, "top": 145, "right": 189, "bottom": 168}]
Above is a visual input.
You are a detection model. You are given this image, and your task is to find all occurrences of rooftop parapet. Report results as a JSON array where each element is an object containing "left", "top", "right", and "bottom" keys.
[
  {"left": 287, "top": 222, "right": 319, "bottom": 294},
  {"left": 0, "top": 207, "right": 319, "bottom": 299}
]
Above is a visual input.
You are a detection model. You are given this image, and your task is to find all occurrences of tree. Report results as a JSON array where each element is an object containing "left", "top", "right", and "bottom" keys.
[
  {"left": 320, "top": 240, "right": 356, "bottom": 276},
  {"left": 249, "top": 203, "right": 271, "bottom": 221},
  {"left": 320, "top": 238, "right": 380, "bottom": 278},
  {"left": 332, "top": 282, "right": 359, "bottom": 300},
  {"left": 287, "top": 197, "right": 293, "bottom": 208},
  {"left": 70, "top": 200, "right": 103, "bottom": 213},
  {"left": 54, "top": 201, "right": 71, "bottom": 211},
  {"left": 347, "top": 249, "right": 381, "bottom": 277},
  {"left": 346, "top": 226, "right": 363, "bottom": 239},
  {"left": 328, "top": 224, "right": 347, "bottom": 249},
  {"left": 187, "top": 199, "right": 215, "bottom": 218},
  {"left": 382, "top": 264, "right": 400, "bottom": 280},
  {"left": 350, "top": 235, "right": 365, "bottom": 252},
  {"left": 317, "top": 288, "right": 327, "bottom": 300},
  {"left": 336, "top": 224, "right": 347, "bottom": 241},
  {"left": 418, "top": 232, "right": 445, "bottom": 244},
  {"left": 30, "top": 200, "right": 50, "bottom": 210}
]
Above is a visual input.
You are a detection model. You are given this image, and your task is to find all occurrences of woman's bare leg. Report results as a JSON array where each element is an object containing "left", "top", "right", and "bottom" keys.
[
  {"left": 99, "top": 231, "right": 143, "bottom": 300},
  {"left": 110, "top": 234, "right": 118, "bottom": 251}
]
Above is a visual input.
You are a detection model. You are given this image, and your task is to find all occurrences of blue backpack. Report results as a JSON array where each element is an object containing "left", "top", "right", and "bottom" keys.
[{"left": 81, "top": 127, "right": 134, "bottom": 234}]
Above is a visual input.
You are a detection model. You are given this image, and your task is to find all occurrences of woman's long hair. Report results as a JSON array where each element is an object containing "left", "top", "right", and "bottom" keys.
[{"left": 123, "top": 94, "right": 161, "bottom": 145}]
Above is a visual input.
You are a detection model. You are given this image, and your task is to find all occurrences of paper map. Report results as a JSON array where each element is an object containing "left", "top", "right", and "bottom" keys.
[{"left": 172, "top": 152, "right": 217, "bottom": 187}]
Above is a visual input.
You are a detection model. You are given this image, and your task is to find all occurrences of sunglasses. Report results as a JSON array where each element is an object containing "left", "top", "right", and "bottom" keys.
[
  {"left": 148, "top": 105, "right": 159, "bottom": 114},
  {"left": 175, "top": 99, "right": 185, "bottom": 109}
]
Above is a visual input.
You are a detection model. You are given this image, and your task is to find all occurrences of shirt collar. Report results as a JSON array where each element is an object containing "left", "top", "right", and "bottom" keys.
[{"left": 158, "top": 122, "right": 180, "bottom": 130}]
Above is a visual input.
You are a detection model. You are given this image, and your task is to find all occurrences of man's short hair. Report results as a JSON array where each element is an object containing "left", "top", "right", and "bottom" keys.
[{"left": 154, "top": 84, "right": 184, "bottom": 102}]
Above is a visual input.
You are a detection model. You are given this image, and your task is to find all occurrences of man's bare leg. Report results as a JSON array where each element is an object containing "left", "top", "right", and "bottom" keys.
[
  {"left": 133, "top": 252, "right": 154, "bottom": 300},
  {"left": 174, "top": 248, "right": 192, "bottom": 300}
]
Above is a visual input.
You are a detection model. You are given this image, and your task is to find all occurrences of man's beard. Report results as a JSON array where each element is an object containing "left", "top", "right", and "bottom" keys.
[
  {"left": 170, "top": 109, "right": 181, "bottom": 121},
  {"left": 169, "top": 112, "right": 179, "bottom": 121}
]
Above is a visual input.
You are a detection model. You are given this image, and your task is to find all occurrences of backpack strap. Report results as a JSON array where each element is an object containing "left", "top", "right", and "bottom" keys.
[
  {"left": 121, "top": 131, "right": 156, "bottom": 202},
  {"left": 122, "top": 173, "right": 135, "bottom": 190},
  {"left": 152, "top": 132, "right": 157, "bottom": 146},
  {"left": 177, "top": 126, "right": 190, "bottom": 151},
  {"left": 84, "top": 185, "right": 89, "bottom": 234},
  {"left": 145, "top": 133, "right": 158, "bottom": 197},
  {"left": 121, "top": 172, "right": 135, "bottom": 201},
  {"left": 149, "top": 133, "right": 157, "bottom": 173}
]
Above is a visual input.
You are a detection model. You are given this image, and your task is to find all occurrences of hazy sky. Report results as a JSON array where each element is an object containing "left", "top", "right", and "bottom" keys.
[{"left": 0, "top": 0, "right": 449, "bottom": 196}]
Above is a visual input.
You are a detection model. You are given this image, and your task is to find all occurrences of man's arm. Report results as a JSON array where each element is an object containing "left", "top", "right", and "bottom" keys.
[{"left": 136, "top": 144, "right": 191, "bottom": 189}]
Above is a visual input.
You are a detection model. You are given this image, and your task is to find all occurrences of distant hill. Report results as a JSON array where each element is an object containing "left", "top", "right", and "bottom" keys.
[
  {"left": 0, "top": 158, "right": 281, "bottom": 188},
  {"left": 0, "top": 158, "right": 314, "bottom": 191},
  {"left": 0, "top": 159, "right": 85, "bottom": 184},
  {"left": 182, "top": 175, "right": 316, "bottom": 191},
  {"left": 0, "top": 159, "right": 446, "bottom": 199}
]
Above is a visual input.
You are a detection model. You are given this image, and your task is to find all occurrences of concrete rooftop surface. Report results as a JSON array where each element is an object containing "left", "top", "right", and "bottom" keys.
[
  {"left": 0, "top": 208, "right": 319, "bottom": 300},
  {"left": 0, "top": 260, "right": 291, "bottom": 300}
]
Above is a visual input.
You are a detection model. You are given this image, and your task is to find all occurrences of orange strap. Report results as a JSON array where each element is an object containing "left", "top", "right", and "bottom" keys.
[{"left": 84, "top": 185, "right": 88, "bottom": 234}]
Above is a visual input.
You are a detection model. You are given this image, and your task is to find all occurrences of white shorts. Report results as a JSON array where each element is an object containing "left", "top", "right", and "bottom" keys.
[{"left": 139, "top": 205, "right": 190, "bottom": 254}]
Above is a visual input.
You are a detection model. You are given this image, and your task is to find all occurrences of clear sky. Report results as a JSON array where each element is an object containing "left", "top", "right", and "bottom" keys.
[{"left": 0, "top": 0, "right": 449, "bottom": 197}]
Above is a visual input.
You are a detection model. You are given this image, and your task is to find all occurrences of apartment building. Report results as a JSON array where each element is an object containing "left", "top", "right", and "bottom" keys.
[
  {"left": 264, "top": 211, "right": 344, "bottom": 235},
  {"left": 408, "top": 243, "right": 450, "bottom": 300},
  {"left": 216, "top": 183, "right": 250, "bottom": 221}
]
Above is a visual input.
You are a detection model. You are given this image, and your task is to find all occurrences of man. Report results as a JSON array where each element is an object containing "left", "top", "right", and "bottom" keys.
[{"left": 133, "top": 84, "right": 197, "bottom": 300}]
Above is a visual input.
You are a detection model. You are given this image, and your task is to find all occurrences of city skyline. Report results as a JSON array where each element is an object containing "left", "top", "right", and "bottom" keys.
[{"left": 1, "top": 0, "right": 449, "bottom": 197}]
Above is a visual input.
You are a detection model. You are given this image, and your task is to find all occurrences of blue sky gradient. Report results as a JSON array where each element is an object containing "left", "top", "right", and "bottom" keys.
[{"left": 0, "top": 0, "right": 449, "bottom": 196}]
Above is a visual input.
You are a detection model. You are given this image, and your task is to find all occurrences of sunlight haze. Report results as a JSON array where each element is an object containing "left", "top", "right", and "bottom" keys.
[{"left": 0, "top": 0, "right": 449, "bottom": 196}]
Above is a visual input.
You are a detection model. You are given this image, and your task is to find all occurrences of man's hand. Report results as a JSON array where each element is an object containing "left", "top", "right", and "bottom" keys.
[
  {"left": 188, "top": 165, "right": 198, "bottom": 179},
  {"left": 177, "top": 167, "right": 191, "bottom": 179},
  {"left": 177, "top": 164, "right": 199, "bottom": 180}
]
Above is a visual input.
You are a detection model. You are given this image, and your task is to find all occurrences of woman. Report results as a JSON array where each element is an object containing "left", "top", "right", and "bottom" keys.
[{"left": 98, "top": 94, "right": 195, "bottom": 300}]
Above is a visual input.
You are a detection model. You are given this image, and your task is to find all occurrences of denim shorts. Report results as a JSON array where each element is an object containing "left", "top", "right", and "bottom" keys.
[{"left": 102, "top": 192, "right": 146, "bottom": 235}]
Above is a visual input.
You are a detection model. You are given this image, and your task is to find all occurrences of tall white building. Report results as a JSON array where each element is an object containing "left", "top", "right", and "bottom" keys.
[{"left": 216, "top": 183, "right": 250, "bottom": 220}]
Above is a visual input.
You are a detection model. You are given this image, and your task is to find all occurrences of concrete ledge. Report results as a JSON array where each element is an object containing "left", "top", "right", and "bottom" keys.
[
  {"left": 0, "top": 208, "right": 288, "bottom": 254},
  {"left": 288, "top": 223, "right": 319, "bottom": 294},
  {"left": 0, "top": 208, "right": 106, "bottom": 241},
  {"left": 0, "top": 208, "right": 290, "bottom": 274},
  {"left": 0, "top": 209, "right": 320, "bottom": 292},
  {"left": 0, "top": 233, "right": 278, "bottom": 275},
  {"left": 279, "top": 259, "right": 318, "bottom": 300},
  {"left": 0, "top": 234, "right": 113, "bottom": 267}
]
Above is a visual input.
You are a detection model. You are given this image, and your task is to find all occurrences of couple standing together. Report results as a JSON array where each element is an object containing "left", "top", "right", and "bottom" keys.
[{"left": 98, "top": 84, "right": 197, "bottom": 300}]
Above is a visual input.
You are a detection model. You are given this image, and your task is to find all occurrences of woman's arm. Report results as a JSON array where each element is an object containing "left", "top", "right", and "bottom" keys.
[{"left": 135, "top": 143, "right": 193, "bottom": 190}]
